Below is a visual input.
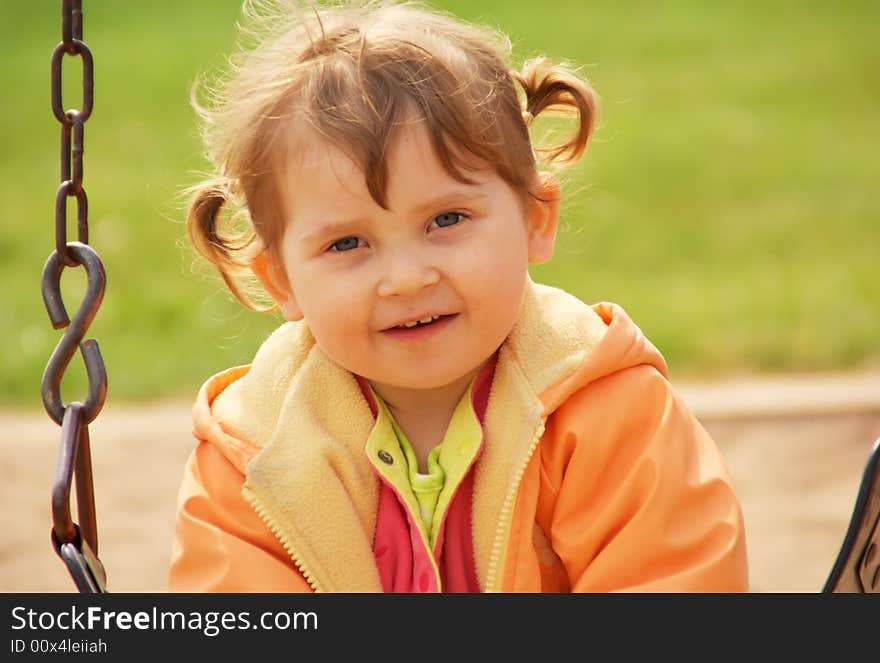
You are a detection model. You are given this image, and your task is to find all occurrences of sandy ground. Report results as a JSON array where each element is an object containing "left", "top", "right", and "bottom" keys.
[{"left": 2, "top": 372, "right": 879, "bottom": 594}]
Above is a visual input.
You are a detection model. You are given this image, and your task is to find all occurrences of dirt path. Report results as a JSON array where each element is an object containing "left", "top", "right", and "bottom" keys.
[{"left": 3, "top": 372, "right": 879, "bottom": 593}]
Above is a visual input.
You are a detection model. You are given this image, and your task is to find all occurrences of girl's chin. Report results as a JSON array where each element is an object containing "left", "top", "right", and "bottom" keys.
[{"left": 364, "top": 362, "right": 489, "bottom": 394}]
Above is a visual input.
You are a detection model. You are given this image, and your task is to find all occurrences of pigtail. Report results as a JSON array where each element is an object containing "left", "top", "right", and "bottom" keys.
[
  {"left": 185, "top": 177, "right": 275, "bottom": 312},
  {"left": 512, "top": 56, "right": 600, "bottom": 166}
]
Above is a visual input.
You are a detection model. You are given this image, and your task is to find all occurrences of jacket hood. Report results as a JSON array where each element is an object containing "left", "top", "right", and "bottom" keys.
[
  {"left": 504, "top": 282, "right": 668, "bottom": 417},
  {"left": 189, "top": 277, "right": 668, "bottom": 590}
]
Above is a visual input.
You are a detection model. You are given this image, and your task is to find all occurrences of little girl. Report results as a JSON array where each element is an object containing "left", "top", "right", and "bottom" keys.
[{"left": 168, "top": 0, "right": 748, "bottom": 592}]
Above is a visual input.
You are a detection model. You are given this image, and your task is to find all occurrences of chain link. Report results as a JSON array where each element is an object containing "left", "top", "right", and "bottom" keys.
[{"left": 41, "top": 0, "right": 108, "bottom": 593}]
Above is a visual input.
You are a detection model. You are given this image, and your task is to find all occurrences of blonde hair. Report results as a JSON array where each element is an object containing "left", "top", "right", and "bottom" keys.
[{"left": 186, "top": 0, "right": 600, "bottom": 310}]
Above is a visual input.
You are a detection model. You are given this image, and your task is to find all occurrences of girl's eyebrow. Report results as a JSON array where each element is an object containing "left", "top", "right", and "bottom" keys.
[
  {"left": 411, "top": 190, "right": 489, "bottom": 217},
  {"left": 301, "top": 219, "right": 365, "bottom": 244}
]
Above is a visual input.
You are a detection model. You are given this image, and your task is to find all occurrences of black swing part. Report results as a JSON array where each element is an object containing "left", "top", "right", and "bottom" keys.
[
  {"left": 50, "top": 402, "right": 107, "bottom": 593},
  {"left": 823, "top": 438, "right": 880, "bottom": 592},
  {"left": 41, "top": 0, "right": 109, "bottom": 594}
]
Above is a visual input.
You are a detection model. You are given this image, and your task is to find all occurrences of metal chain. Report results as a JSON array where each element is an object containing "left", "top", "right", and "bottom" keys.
[{"left": 41, "top": 0, "right": 108, "bottom": 593}]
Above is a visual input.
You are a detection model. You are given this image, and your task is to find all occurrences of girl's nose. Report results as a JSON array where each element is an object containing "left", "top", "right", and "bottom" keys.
[{"left": 376, "top": 249, "right": 440, "bottom": 297}]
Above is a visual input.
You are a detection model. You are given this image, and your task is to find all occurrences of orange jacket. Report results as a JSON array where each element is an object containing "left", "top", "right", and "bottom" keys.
[{"left": 168, "top": 280, "right": 748, "bottom": 592}]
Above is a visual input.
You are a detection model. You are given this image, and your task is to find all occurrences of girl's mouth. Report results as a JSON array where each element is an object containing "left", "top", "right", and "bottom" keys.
[
  {"left": 395, "top": 314, "right": 441, "bottom": 329},
  {"left": 382, "top": 313, "right": 457, "bottom": 339}
]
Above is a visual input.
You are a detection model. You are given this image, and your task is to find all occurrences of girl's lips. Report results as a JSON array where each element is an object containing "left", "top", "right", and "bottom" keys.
[{"left": 380, "top": 313, "right": 457, "bottom": 340}]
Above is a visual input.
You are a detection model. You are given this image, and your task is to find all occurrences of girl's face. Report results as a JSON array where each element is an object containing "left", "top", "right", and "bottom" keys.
[{"left": 258, "top": 119, "right": 558, "bottom": 396}]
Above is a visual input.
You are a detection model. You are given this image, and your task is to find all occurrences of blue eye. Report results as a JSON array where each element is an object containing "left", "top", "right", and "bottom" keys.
[
  {"left": 433, "top": 212, "right": 463, "bottom": 228},
  {"left": 330, "top": 236, "right": 362, "bottom": 252}
]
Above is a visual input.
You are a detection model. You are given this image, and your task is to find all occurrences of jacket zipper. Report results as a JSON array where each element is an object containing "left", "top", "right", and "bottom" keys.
[
  {"left": 484, "top": 417, "right": 546, "bottom": 592},
  {"left": 242, "top": 482, "right": 323, "bottom": 592}
]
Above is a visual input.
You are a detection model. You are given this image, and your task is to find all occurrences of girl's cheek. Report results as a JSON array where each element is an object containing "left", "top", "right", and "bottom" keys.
[{"left": 473, "top": 248, "right": 520, "bottom": 279}]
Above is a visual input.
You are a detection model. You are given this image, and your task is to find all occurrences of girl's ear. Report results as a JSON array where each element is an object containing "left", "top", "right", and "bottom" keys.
[
  {"left": 250, "top": 250, "right": 304, "bottom": 321},
  {"left": 526, "top": 174, "right": 560, "bottom": 265}
]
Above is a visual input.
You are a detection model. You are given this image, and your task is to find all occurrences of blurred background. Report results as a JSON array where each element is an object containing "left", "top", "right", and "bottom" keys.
[{"left": 1, "top": 1, "right": 878, "bottom": 593}]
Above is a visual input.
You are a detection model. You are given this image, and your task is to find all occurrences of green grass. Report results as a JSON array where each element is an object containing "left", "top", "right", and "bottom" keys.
[{"left": 2, "top": 0, "right": 878, "bottom": 409}]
